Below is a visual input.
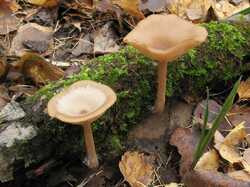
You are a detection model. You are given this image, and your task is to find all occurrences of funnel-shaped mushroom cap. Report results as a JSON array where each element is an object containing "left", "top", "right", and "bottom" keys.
[
  {"left": 48, "top": 80, "right": 116, "bottom": 124},
  {"left": 124, "top": 14, "right": 208, "bottom": 62}
]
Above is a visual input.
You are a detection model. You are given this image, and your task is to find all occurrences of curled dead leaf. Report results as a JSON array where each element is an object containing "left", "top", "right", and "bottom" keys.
[
  {"left": 20, "top": 52, "right": 64, "bottom": 85},
  {"left": 195, "top": 149, "right": 219, "bottom": 171},
  {"left": 119, "top": 151, "right": 154, "bottom": 187}
]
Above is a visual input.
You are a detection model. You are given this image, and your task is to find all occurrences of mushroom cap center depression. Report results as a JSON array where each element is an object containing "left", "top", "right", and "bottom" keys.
[{"left": 56, "top": 85, "right": 107, "bottom": 116}]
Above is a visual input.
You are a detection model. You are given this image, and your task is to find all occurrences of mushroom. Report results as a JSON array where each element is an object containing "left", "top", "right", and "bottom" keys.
[
  {"left": 47, "top": 80, "right": 117, "bottom": 169},
  {"left": 124, "top": 14, "right": 207, "bottom": 113}
]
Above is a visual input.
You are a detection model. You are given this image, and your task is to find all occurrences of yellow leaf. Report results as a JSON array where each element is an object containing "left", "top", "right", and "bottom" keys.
[
  {"left": 238, "top": 80, "right": 250, "bottom": 100},
  {"left": 119, "top": 151, "right": 154, "bottom": 187},
  {"left": 217, "top": 122, "right": 247, "bottom": 164},
  {"left": 195, "top": 149, "right": 220, "bottom": 171},
  {"left": 111, "top": 0, "right": 144, "bottom": 19}
]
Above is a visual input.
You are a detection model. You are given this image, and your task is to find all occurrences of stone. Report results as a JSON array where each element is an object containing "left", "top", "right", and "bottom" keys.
[{"left": 0, "top": 122, "right": 37, "bottom": 182}]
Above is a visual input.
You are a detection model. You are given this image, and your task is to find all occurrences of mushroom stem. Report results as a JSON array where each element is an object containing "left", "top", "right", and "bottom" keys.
[
  {"left": 83, "top": 123, "right": 99, "bottom": 169},
  {"left": 154, "top": 61, "right": 167, "bottom": 114}
]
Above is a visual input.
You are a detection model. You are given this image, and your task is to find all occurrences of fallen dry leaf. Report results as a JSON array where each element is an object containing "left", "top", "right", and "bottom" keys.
[
  {"left": 211, "top": 0, "right": 250, "bottom": 20},
  {"left": 0, "top": 14, "right": 19, "bottom": 35},
  {"left": 94, "top": 23, "right": 120, "bottom": 54},
  {"left": 111, "top": 0, "right": 144, "bottom": 19},
  {"left": 228, "top": 170, "right": 250, "bottom": 182},
  {"left": 10, "top": 23, "right": 53, "bottom": 56},
  {"left": 214, "top": 130, "right": 225, "bottom": 150},
  {"left": 72, "top": 34, "right": 93, "bottom": 56},
  {"left": 26, "top": 0, "right": 59, "bottom": 7},
  {"left": 20, "top": 52, "right": 64, "bottom": 85},
  {"left": 223, "top": 122, "right": 246, "bottom": 146},
  {"left": 0, "top": 0, "right": 19, "bottom": 14},
  {"left": 217, "top": 122, "right": 246, "bottom": 164},
  {"left": 168, "top": 0, "right": 211, "bottom": 21},
  {"left": 0, "top": 0, "right": 20, "bottom": 35},
  {"left": 195, "top": 149, "right": 219, "bottom": 171},
  {"left": 119, "top": 151, "right": 154, "bottom": 187},
  {"left": 219, "top": 144, "right": 242, "bottom": 163},
  {"left": 238, "top": 80, "right": 250, "bottom": 100}
]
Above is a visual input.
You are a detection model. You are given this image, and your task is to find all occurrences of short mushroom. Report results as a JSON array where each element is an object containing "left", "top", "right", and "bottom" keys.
[
  {"left": 124, "top": 14, "right": 208, "bottom": 114},
  {"left": 47, "top": 80, "right": 117, "bottom": 169}
]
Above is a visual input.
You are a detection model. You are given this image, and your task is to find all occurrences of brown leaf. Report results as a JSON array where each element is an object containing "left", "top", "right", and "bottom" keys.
[
  {"left": 94, "top": 23, "right": 120, "bottom": 54},
  {"left": 0, "top": 0, "right": 20, "bottom": 35},
  {"left": 184, "top": 170, "right": 250, "bottom": 187},
  {"left": 238, "top": 80, "right": 250, "bottom": 100},
  {"left": 0, "top": 0, "right": 19, "bottom": 14},
  {"left": 10, "top": 23, "right": 53, "bottom": 56},
  {"left": 195, "top": 149, "right": 220, "bottom": 171},
  {"left": 119, "top": 151, "right": 154, "bottom": 187},
  {"left": 20, "top": 52, "right": 64, "bottom": 85},
  {"left": 111, "top": 0, "right": 144, "bottom": 19},
  {"left": 170, "top": 128, "right": 199, "bottom": 177}
]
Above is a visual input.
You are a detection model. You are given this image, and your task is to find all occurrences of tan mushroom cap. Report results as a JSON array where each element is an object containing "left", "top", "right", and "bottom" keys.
[
  {"left": 124, "top": 14, "right": 208, "bottom": 62},
  {"left": 48, "top": 80, "right": 117, "bottom": 124}
]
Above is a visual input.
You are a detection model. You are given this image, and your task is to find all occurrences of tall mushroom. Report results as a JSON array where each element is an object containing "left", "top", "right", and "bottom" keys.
[
  {"left": 124, "top": 14, "right": 207, "bottom": 114},
  {"left": 48, "top": 80, "right": 117, "bottom": 169}
]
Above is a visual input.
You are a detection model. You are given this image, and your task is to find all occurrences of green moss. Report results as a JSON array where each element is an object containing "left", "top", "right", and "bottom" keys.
[
  {"left": 24, "top": 21, "right": 250, "bottom": 162},
  {"left": 167, "top": 21, "right": 250, "bottom": 96}
]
